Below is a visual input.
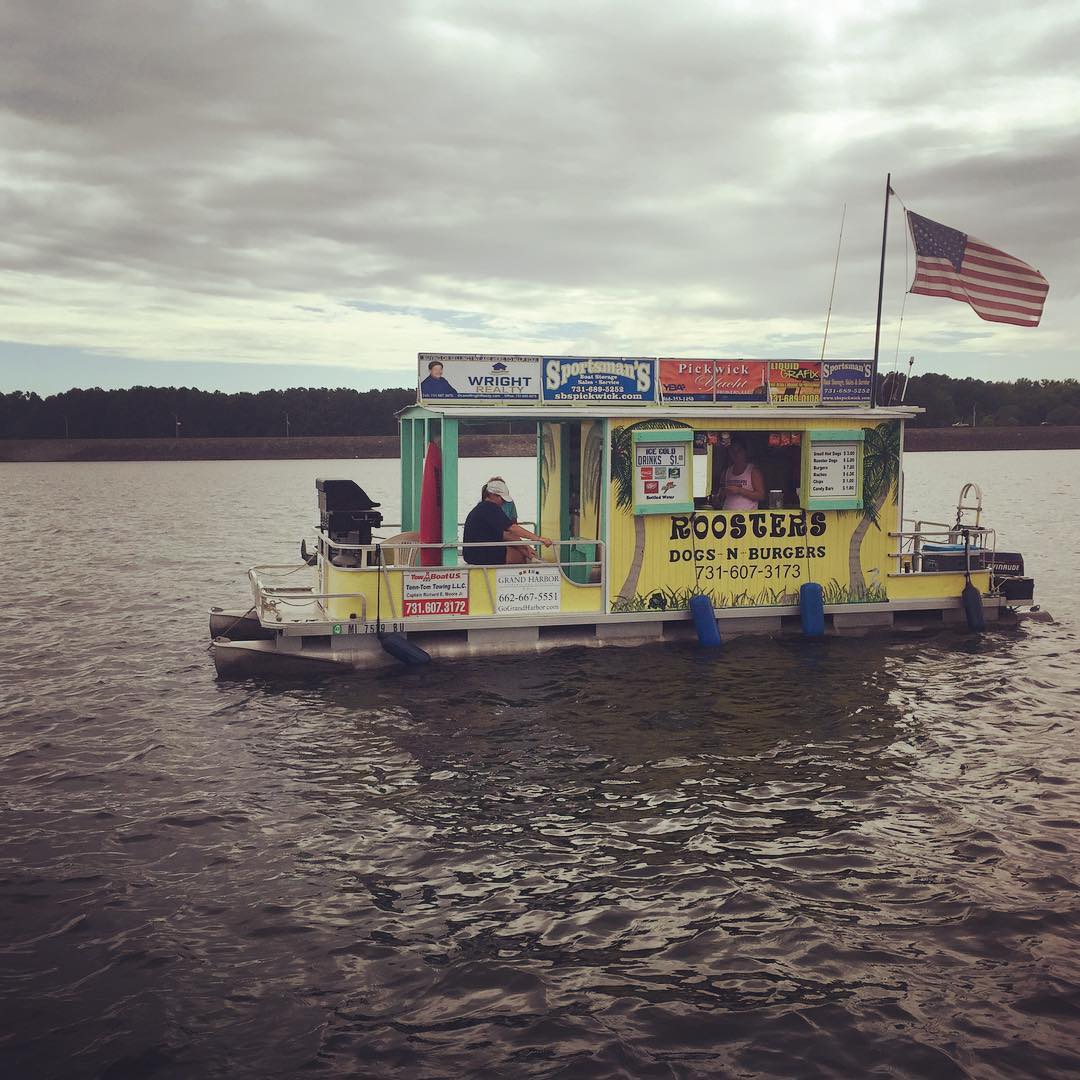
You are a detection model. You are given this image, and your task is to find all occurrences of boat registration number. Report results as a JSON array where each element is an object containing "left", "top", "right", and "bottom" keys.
[{"left": 332, "top": 621, "right": 405, "bottom": 635}]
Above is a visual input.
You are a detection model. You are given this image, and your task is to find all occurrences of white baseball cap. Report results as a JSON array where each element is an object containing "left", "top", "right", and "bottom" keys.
[{"left": 486, "top": 479, "right": 513, "bottom": 501}]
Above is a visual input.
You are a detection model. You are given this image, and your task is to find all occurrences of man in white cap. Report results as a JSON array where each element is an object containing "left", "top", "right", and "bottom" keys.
[{"left": 463, "top": 478, "right": 553, "bottom": 565}]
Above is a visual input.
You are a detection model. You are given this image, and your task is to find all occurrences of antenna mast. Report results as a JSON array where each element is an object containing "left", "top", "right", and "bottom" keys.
[{"left": 820, "top": 203, "right": 847, "bottom": 361}]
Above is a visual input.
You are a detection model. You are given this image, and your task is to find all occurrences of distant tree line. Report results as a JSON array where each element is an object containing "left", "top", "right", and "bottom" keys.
[
  {"left": 0, "top": 386, "right": 417, "bottom": 439},
  {"left": 2, "top": 375, "right": 1080, "bottom": 438},
  {"left": 885, "top": 374, "right": 1080, "bottom": 428}
]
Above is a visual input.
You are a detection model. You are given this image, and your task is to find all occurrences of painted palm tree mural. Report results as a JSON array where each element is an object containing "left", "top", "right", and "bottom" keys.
[
  {"left": 580, "top": 421, "right": 605, "bottom": 538},
  {"left": 846, "top": 420, "right": 902, "bottom": 598},
  {"left": 539, "top": 423, "right": 558, "bottom": 509},
  {"left": 611, "top": 418, "right": 691, "bottom": 606}
]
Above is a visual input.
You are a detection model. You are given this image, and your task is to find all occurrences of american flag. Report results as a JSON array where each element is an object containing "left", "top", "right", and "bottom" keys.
[{"left": 906, "top": 210, "right": 1048, "bottom": 327}]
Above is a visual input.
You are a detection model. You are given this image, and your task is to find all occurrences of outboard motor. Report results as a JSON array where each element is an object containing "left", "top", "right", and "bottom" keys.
[
  {"left": 316, "top": 479, "right": 382, "bottom": 566},
  {"left": 990, "top": 551, "right": 1035, "bottom": 603}
]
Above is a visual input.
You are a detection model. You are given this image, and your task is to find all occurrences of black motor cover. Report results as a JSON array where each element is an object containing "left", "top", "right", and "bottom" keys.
[
  {"left": 316, "top": 478, "right": 380, "bottom": 513},
  {"left": 990, "top": 551, "right": 1034, "bottom": 604},
  {"left": 989, "top": 551, "right": 1024, "bottom": 578},
  {"left": 316, "top": 478, "right": 382, "bottom": 545}
]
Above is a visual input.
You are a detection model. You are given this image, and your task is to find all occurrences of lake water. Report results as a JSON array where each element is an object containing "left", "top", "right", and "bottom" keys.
[{"left": 2, "top": 452, "right": 1078, "bottom": 1079}]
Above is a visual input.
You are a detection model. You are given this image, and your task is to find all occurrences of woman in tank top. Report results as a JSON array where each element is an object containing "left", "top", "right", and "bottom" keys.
[{"left": 715, "top": 437, "right": 766, "bottom": 510}]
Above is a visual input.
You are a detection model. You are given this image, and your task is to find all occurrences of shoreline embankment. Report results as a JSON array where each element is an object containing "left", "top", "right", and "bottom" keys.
[
  {"left": 0, "top": 434, "right": 533, "bottom": 462},
  {"left": 2, "top": 426, "right": 1079, "bottom": 462}
]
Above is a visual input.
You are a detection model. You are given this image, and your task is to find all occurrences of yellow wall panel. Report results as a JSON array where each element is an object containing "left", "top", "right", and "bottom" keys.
[
  {"left": 889, "top": 570, "right": 991, "bottom": 600},
  {"left": 608, "top": 415, "right": 906, "bottom": 612},
  {"left": 324, "top": 562, "right": 602, "bottom": 622}
]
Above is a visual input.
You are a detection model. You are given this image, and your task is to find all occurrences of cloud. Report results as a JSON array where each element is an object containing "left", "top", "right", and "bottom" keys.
[{"left": 1, "top": 0, "right": 1078, "bottom": 388}]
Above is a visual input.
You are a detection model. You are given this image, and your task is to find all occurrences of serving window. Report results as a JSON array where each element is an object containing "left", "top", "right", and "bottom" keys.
[{"left": 692, "top": 430, "right": 805, "bottom": 510}]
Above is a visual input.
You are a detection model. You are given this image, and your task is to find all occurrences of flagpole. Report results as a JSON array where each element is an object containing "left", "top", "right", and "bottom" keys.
[{"left": 871, "top": 173, "right": 892, "bottom": 408}]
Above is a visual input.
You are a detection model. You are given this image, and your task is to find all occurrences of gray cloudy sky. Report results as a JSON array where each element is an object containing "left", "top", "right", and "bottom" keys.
[{"left": 2, "top": 0, "right": 1078, "bottom": 394}]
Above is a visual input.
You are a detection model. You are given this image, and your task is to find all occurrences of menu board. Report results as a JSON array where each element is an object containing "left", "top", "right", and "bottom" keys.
[
  {"left": 809, "top": 443, "right": 860, "bottom": 499},
  {"left": 801, "top": 430, "right": 865, "bottom": 509},
  {"left": 632, "top": 430, "right": 694, "bottom": 514}
]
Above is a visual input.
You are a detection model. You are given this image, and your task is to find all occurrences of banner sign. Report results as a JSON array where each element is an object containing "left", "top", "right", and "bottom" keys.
[
  {"left": 659, "top": 359, "right": 769, "bottom": 403},
  {"left": 659, "top": 359, "right": 713, "bottom": 402},
  {"left": 769, "top": 361, "right": 822, "bottom": 405},
  {"left": 414, "top": 353, "right": 879, "bottom": 409},
  {"left": 542, "top": 356, "right": 656, "bottom": 403},
  {"left": 402, "top": 568, "right": 469, "bottom": 617},
  {"left": 418, "top": 354, "right": 541, "bottom": 403},
  {"left": 495, "top": 565, "right": 562, "bottom": 614},
  {"left": 821, "top": 361, "right": 873, "bottom": 404}
]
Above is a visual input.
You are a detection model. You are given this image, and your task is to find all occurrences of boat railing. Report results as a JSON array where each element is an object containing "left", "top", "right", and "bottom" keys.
[
  {"left": 333, "top": 520, "right": 539, "bottom": 536},
  {"left": 889, "top": 521, "right": 997, "bottom": 575},
  {"left": 248, "top": 537, "right": 606, "bottom": 625},
  {"left": 301, "top": 522, "right": 540, "bottom": 561},
  {"left": 245, "top": 564, "right": 371, "bottom": 625},
  {"left": 314, "top": 530, "right": 585, "bottom": 568}
]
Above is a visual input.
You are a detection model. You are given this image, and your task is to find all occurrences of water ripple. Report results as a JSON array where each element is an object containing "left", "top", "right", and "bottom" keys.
[{"left": 2, "top": 457, "right": 1079, "bottom": 1078}]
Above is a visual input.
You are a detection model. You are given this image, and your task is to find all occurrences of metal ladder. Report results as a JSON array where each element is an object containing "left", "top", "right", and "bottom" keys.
[{"left": 950, "top": 482, "right": 984, "bottom": 540}]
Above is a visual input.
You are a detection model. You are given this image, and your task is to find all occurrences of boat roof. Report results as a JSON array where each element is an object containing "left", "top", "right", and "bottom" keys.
[{"left": 400, "top": 403, "right": 923, "bottom": 422}]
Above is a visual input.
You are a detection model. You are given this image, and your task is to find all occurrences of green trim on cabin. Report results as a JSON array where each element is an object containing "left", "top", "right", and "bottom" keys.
[
  {"left": 560, "top": 423, "right": 572, "bottom": 541},
  {"left": 410, "top": 420, "right": 426, "bottom": 531},
  {"left": 631, "top": 428, "right": 695, "bottom": 515},
  {"left": 439, "top": 418, "right": 459, "bottom": 566},
  {"left": 813, "top": 429, "right": 867, "bottom": 442},
  {"left": 399, "top": 418, "right": 415, "bottom": 532},
  {"left": 802, "top": 428, "right": 864, "bottom": 512}
]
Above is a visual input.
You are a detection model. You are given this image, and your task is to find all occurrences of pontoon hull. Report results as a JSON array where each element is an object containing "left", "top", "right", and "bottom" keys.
[
  {"left": 209, "top": 608, "right": 276, "bottom": 641},
  {"left": 210, "top": 594, "right": 1006, "bottom": 678}
]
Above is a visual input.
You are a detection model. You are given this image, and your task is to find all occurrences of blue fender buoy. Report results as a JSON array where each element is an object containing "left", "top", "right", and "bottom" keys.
[
  {"left": 379, "top": 632, "right": 431, "bottom": 665},
  {"left": 689, "top": 594, "right": 722, "bottom": 647},
  {"left": 799, "top": 582, "right": 825, "bottom": 637},
  {"left": 960, "top": 530, "right": 985, "bottom": 633},
  {"left": 962, "top": 581, "right": 985, "bottom": 633}
]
